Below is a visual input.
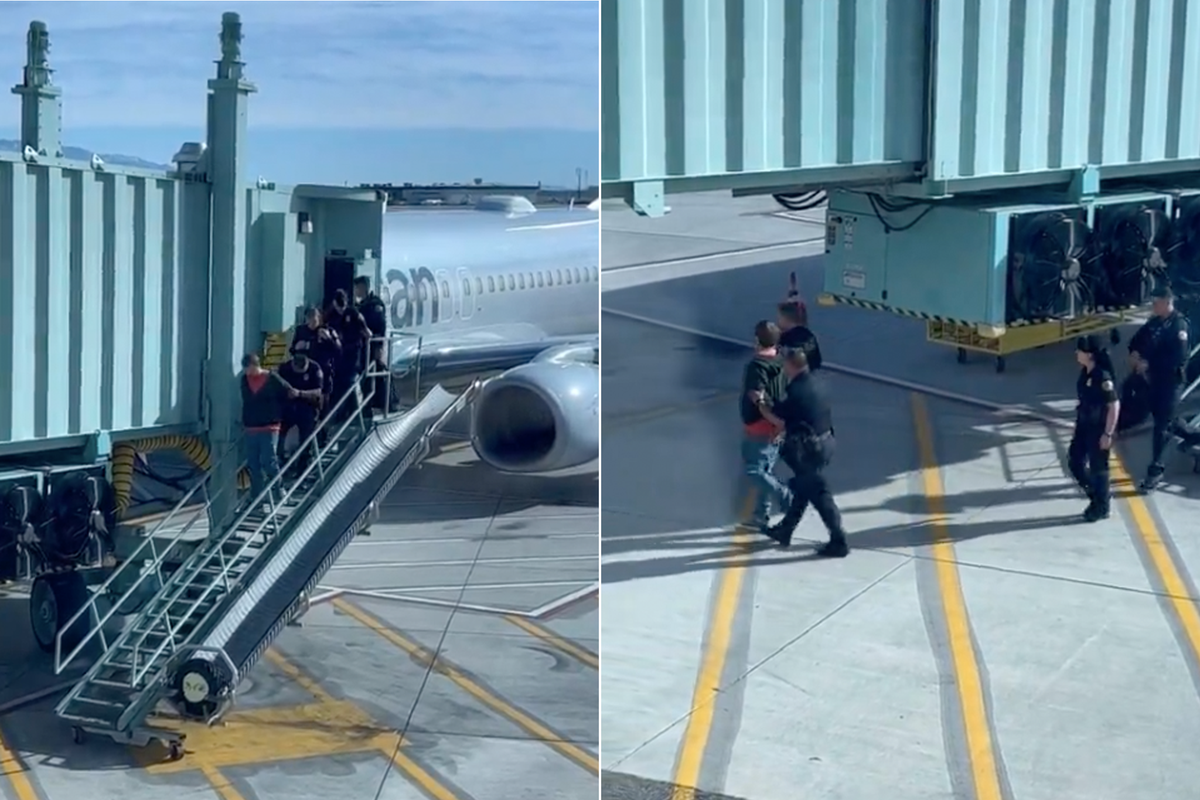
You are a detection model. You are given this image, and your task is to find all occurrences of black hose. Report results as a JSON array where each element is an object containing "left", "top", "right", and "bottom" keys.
[{"left": 773, "top": 191, "right": 826, "bottom": 211}]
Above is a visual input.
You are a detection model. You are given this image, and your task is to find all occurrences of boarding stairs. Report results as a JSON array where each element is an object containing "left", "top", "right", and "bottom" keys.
[
  {"left": 1171, "top": 341, "right": 1200, "bottom": 471},
  {"left": 50, "top": 335, "right": 471, "bottom": 751}
]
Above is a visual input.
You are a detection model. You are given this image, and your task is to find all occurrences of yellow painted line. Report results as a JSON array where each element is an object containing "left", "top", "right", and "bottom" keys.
[
  {"left": 504, "top": 615, "right": 599, "bottom": 670},
  {"left": 0, "top": 731, "right": 39, "bottom": 800},
  {"left": 1110, "top": 456, "right": 1200, "bottom": 663},
  {"left": 333, "top": 598, "right": 599, "bottom": 775},
  {"left": 264, "top": 647, "right": 336, "bottom": 703},
  {"left": 384, "top": 747, "right": 468, "bottom": 800},
  {"left": 201, "top": 764, "right": 248, "bottom": 800},
  {"left": 670, "top": 494, "right": 754, "bottom": 800},
  {"left": 911, "top": 393, "right": 1003, "bottom": 800}
]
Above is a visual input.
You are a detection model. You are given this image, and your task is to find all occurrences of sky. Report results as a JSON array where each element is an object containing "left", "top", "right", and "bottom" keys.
[{"left": 0, "top": 1, "right": 598, "bottom": 187}]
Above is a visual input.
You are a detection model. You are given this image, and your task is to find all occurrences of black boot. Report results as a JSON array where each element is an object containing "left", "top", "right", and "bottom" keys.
[
  {"left": 1082, "top": 500, "right": 1110, "bottom": 522},
  {"left": 762, "top": 522, "right": 794, "bottom": 547},
  {"left": 815, "top": 536, "right": 849, "bottom": 558},
  {"left": 1139, "top": 472, "right": 1164, "bottom": 494}
]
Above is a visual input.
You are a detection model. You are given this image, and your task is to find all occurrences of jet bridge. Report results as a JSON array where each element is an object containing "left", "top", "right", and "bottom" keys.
[{"left": 49, "top": 337, "right": 477, "bottom": 758}]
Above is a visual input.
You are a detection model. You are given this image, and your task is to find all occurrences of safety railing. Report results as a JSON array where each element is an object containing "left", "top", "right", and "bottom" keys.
[
  {"left": 120, "top": 375, "right": 375, "bottom": 690},
  {"left": 55, "top": 330, "right": 423, "bottom": 681},
  {"left": 54, "top": 442, "right": 245, "bottom": 675}
]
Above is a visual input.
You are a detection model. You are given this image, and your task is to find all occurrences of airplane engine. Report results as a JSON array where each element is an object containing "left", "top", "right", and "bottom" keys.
[{"left": 470, "top": 361, "right": 598, "bottom": 473}]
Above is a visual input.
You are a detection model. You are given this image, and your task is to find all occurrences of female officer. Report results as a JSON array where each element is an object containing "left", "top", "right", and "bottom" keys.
[{"left": 1070, "top": 335, "right": 1121, "bottom": 522}]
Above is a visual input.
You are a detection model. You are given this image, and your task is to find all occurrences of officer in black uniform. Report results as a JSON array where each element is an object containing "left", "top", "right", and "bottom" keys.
[
  {"left": 276, "top": 350, "right": 325, "bottom": 475},
  {"left": 1070, "top": 336, "right": 1120, "bottom": 522},
  {"left": 777, "top": 300, "right": 823, "bottom": 370},
  {"left": 353, "top": 276, "right": 390, "bottom": 411},
  {"left": 1129, "top": 285, "right": 1190, "bottom": 492},
  {"left": 754, "top": 348, "right": 848, "bottom": 557}
]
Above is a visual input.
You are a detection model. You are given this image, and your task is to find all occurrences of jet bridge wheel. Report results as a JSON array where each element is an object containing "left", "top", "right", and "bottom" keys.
[{"left": 29, "top": 571, "right": 89, "bottom": 654}]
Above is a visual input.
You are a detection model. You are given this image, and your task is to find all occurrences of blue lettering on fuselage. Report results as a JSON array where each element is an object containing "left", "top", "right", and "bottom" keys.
[{"left": 386, "top": 267, "right": 441, "bottom": 328}]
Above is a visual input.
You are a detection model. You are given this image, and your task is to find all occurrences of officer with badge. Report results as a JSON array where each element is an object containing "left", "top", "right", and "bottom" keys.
[
  {"left": 1128, "top": 285, "right": 1191, "bottom": 492},
  {"left": 1070, "top": 336, "right": 1120, "bottom": 522}
]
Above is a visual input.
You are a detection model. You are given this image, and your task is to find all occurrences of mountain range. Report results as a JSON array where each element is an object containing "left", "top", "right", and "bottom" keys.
[{"left": 0, "top": 139, "right": 169, "bottom": 170}]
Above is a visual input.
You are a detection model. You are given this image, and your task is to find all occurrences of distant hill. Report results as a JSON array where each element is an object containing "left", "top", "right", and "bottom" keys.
[{"left": 0, "top": 139, "right": 170, "bottom": 171}]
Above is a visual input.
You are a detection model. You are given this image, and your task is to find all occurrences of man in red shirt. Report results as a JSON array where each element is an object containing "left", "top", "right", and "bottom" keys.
[
  {"left": 240, "top": 353, "right": 299, "bottom": 506},
  {"left": 739, "top": 321, "right": 792, "bottom": 529}
]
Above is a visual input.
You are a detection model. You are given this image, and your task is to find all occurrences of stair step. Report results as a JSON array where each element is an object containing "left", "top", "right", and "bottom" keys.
[{"left": 72, "top": 694, "right": 126, "bottom": 709}]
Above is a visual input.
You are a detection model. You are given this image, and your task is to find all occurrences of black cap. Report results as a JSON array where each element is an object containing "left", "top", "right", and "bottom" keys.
[
  {"left": 1076, "top": 334, "right": 1103, "bottom": 354},
  {"left": 1150, "top": 285, "right": 1174, "bottom": 300}
]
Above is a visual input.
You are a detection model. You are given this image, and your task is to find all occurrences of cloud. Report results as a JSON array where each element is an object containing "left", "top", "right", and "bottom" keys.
[{"left": 0, "top": 1, "right": 598, "bottom": 131}]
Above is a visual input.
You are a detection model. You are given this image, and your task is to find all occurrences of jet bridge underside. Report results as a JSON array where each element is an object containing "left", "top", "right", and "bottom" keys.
[{"left": 195, "top": 386, "right": 458, "bottom": 684}]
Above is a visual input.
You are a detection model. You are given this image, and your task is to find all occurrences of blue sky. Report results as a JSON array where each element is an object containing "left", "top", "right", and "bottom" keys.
[{"left": 0, "top": 1, "right": 598, "bottom": 187}]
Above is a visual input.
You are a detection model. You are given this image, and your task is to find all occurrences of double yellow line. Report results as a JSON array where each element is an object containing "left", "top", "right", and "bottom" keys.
[
  {"left": 911, "top": 394, "right": 1004, "bottom": 800},
  {"left": 334, "top": 598, "right": 599, "bottom": 775}
]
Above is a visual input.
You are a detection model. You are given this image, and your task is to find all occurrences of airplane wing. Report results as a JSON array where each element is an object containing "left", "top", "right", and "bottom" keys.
[{"left": 391, "top": 324, "right": 598, "bottom": 376}]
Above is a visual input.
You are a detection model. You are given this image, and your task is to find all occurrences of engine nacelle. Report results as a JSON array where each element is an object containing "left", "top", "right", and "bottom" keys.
[{"left": 470, "top": 361, "right": 598, "bottom": 473}]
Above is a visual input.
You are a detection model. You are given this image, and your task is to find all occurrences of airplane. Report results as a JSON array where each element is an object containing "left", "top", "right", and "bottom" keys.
[{"left": 347, "top": 198, "right": 599, "bottom": 476}]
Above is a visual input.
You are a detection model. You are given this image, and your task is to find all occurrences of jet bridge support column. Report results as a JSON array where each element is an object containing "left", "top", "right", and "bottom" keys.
[
  {"left": 11, "top": 21, "right": 62, "bottom": 158},
  {"left": 205, "top": 12, "right": 256, "bottom": 525}
]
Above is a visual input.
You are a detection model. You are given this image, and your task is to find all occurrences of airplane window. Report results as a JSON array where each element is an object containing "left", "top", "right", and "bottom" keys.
[
  {"left": 417, "top": 283, "right": 428, "bottom": 301},
  {"left": 487, "top": 276, "right": 495, "bottom": 292},
  {"left": 527, "top": 272, "right": 534, "bottom": 288},
  {"left": 591, "top": 266, "right": 598, "bottom": 281},
  {"left": 573, "top": 268, "right": 581, "bottom": 283},
  {"left": 581, "top": 268, "right": 590, "bottom": 283},
  {"left": 507, "top": 274, "right": 515, "bottom": 291},
  {"left": 475, "top": 277, "right": 483, "bottom": 294},
  {"left": 462, "top": 278, "right": 471, "bottom": 296},
  {"left": 536, "top": 272, "right": 544, "bottom": 288},
  {"left": 519, "top": 274, "right": 526, "bottom": 290},
  {"left": 498, "top": 276, "right": 505, "bottom": 292},
  {"left": 566, "top": 269, "right": 573, "bottom": 284},
  {"left": 555, "top": 269, "right": 563, "bottom": 285},
  {"left": 441, "top": 281, "right": 450, "bottom": 299}
]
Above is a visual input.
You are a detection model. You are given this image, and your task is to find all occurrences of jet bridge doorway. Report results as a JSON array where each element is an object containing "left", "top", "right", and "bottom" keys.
[{"left": 323, "top": 254, "right": 357, "bottom": 310}]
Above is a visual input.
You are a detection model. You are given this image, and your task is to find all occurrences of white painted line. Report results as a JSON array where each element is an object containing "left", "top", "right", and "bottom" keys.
[
  {"left": 308, "top": 589, "right": 344, "bottom": 606},
  {"left": 0, "top": 680, "right": 79, "bottom": 714},
  {"left": 602, "top": 239, "right": 826, "bottom": 291},
  {"left": 529, "top": 582, "right": 599, "bottom": 618},
  {"left": 602, "top": 307, "right": 1074, "bottom": 430},
  {"left": 318, "top": 579, "right": 590, "bottom": 593},
  {"left": 331, "top": 554, "right": 597, "bottom": 570},
  {"left": 321, "top": 586, "right": 530, "bottom": 617},
  {"left": 347, "top": 531, "right": 598, "bottom": 548}
]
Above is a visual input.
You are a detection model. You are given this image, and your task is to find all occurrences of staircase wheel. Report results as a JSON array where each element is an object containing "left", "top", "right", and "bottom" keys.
[
  {"left": 29, "top": 571, "right": 90, "bottom": 654},
  {"left": 168, "top": 740, "right": 184, "bottom": 761}
]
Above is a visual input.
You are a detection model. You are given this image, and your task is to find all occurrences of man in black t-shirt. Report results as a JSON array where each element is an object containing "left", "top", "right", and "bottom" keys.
[{"left": 739, "top": 321, "right": 791, "bottom": 530}]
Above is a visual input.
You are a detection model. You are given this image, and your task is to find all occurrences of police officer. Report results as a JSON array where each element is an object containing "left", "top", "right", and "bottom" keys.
[
  {"left": 754, "top": 348, "right": 848, "bottom": 557},
  {"left": 777, "top": 300, "right": 823, "bottom": 370},
  {"left": 353, "top": 276, "right": 390, "bottom": 411},
  {"left": 276, "top": 350, "right": 325, "bottom": 475},
  {"left": 1129, "top": 285, "right": 1190, "bottom": 492},
  {"left": 740, "top": 321, "right": 791, "bottom": 530},
  {"left": 291, "top": 306, "right": 341, "bottom": 407},
  {"left": 326, "top": 289, "right": 372, "bottom": 416},
  {"left": 1070, "top": 336, "right": 1120, "bottom": 522}
]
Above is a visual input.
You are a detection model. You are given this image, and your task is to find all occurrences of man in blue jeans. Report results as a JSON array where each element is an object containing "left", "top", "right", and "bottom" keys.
[
  {"left": 740, "top": 321, "right": 791, "bottom": 530},
  {"left": 240, "top": 353, "right": 305, "bottom": 508}
]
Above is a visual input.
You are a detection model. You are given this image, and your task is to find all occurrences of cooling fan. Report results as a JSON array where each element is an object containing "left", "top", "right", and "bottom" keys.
[
  {"left": 0, "top": 485, "right": 43, "bottom": 581},
  {"left": 1007, "top": 211, "right": 1097, "bottom": 322},
  {"left": 1168, "top": 197, "right": 1200, "bottom": 301},
  {"left": 41, "top": 472, "right": 115, "bottom": 566},
  {"left": 1096, "top": 203, "right": 1171, "bottom": 308}
]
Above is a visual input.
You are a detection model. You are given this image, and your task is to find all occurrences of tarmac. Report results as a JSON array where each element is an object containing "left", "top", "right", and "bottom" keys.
[
  {"left": 600, "top": 193, "right": 1200, "bottom": 800},
  {"left": 0, "top": 437, "right": 598, "bottom": 800}
]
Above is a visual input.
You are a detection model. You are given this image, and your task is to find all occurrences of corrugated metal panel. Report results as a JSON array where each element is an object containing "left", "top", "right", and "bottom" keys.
[
  {"left": 929, "top": 0, "right": 1200, "bottom": 182},
  {"left": 0, "top": 156, "right": 208, "bottom": 445},
  {"left": 602, "top": 0, "right": 927, "bottom": 187}
]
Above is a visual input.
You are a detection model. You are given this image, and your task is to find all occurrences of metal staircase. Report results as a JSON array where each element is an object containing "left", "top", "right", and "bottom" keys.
[{"left": 51, "top": 334, "right": 448, "bottom": 754}]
